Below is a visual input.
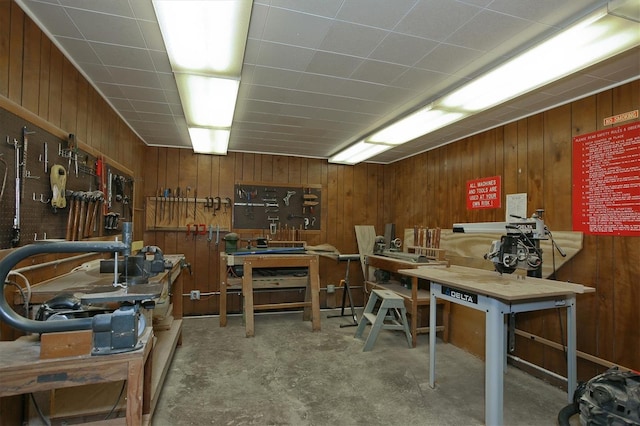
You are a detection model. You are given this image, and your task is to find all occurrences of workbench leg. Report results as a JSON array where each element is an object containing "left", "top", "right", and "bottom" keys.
[
  {"left": 220, "top": 254, "right": 228, "bottom": 327},
  {"left": 243, "top": 261, "right": 255, "bottom": 337},
  {"left": 429, "top": 287, "right": 437, "bottom": 389},
  {"left": 566, "top": 295, "right": 577, "bottom": 402},
  {"left": 485, "top": 298, "right": 504, "bottom": 426},
  {"left": 410, "top": 277, "right": 418, "bottom": 347},
  {"left": 126, "top": 358, "right": 145, "bottom": 426},
  {"left": 310, "top": 257, "right": 321, "bottom": 331}
]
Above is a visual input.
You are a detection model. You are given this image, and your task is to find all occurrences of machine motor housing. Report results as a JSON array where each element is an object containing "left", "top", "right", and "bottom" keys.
[{"left": 579, "top": 368, "right": 640, "bottom": 425}]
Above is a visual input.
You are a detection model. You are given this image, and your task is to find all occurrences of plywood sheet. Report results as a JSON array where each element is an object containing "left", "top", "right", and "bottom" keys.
[
  {"left": 438, "top": 229, "right": 583, "bottom": 278},
  {"left": 355, "top": 225, "right": 376, "bottom": 277}
]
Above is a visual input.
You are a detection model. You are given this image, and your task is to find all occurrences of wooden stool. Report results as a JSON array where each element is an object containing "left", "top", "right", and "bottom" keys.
[{"left": 354, "top": 289, "right": 412, "bottom": 352}]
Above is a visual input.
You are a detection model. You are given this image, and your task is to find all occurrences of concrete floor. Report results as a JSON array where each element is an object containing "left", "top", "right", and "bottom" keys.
[{"left": 153, "top": 310, "right": 571, "bottom": 426}]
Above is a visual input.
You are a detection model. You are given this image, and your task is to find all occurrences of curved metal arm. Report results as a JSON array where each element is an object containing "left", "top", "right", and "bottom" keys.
[{"left": 0, "top": 240, "right": 127, "bottom": 334}]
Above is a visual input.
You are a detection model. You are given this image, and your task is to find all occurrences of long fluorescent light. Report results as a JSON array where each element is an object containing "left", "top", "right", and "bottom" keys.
[
  {"left": 153, "top": 0, "right": 253, "bottom": 154},
  {"left": 331, "top": 1, "right": 640, "bottom": 165},
  {"left": 175, "top": 74, "right": 240, "bottom": 128},
  {"left": 439, "top": 7, "right": 640, "bottom": 112},
  {"left": 329, "top": 141, "right": 392, "bottom": 165},
  {"left": 153, "top": 0, "right": 252, "bottom": 76},
  {"left": 189, "top": 128, "right": 230, "bottom": 155},
  {"left": 367, "top": 107, "right": 466, "bottom": 145}
]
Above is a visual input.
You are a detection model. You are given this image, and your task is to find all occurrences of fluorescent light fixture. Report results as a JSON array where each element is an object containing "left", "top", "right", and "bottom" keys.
[
  {"left": 175, "top": 74, "right": 239, "bottom": 128},
  {"left": 153, "top": 0, "right": 252, "bottom": 76},
  {"left": 332, "top": 1, "right": 639, "bottom": 165},
  {"left": 153, "top": 0, "right": 253, "bottom": 155},
  {"left": 189, "top": 128, "right": 230, "bottom": 155},
  {"left": 367, "top": 107, "right": 466, "bottom": 145},
  {"left": 439, "top": 7, "right": 640, "bottom": 112},
  {"left": 329, "top": 141, "right": 392, "bottom": 165}
]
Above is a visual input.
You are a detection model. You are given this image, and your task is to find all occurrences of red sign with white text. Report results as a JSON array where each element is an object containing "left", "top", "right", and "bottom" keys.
[
  {"left": 572, "top": 121, "right": 640, "bottom": 236},
  {"left": 467, "top": 176, "right": 501, "bottom": 209}
]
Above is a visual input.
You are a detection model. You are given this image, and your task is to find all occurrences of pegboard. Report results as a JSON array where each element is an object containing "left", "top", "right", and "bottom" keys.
[
  {"left": 0, "top": 107, "right": 133, "bottom": 249},
  {"left": 233, "top": 183, "right": 321, "bottom": 233}
]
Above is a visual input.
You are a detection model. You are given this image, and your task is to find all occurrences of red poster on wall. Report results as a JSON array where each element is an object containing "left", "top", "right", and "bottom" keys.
[
  {"left": 572, "top": 121, "right": 640, "bottom": 236},
  {"left": 467, "top": 176, "right": 501, "bottom": 209}
]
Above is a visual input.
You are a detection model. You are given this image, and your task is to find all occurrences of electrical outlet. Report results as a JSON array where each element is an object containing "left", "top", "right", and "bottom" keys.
[{"left": 190, "top": 290, "right": 200, "bottom": 300}]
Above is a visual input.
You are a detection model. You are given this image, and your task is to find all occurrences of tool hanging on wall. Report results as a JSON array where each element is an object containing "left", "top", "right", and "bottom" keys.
[
  {"left": 50, "top": 164, "right": 67, "bottom": 210},
  {"left": 0, "top": 154, "right": 8, "bottom": 204},
  {"left": 7, "top": 137, "right": 22, "bottom": 247}
]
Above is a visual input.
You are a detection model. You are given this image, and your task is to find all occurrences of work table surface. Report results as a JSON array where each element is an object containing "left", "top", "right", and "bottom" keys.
[
  {"left": 398, "top": 265, "right": 595, "bottom": 301},
  {"left": 21, "top": 254, "right": 184, "bottom": 304}
]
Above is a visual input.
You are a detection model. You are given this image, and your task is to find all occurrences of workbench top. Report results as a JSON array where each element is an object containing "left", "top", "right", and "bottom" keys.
[
  {"left": 398, "top": 265, "right": 595, "bottom": 302},
  {"left": 23, "top": 254, "right": 184, "bottom": 304}
]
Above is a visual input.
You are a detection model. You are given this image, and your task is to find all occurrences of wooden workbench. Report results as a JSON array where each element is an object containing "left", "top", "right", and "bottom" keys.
[
  {"left": 365, "top": 254, "right": 449, "bottom": 347},
  {"left": 219, "top": 252, "right": 321, "bottom": 336},
  {"left": 5, "top": 254, "right": 185, "bottom": 424},
  {"left": 0, "top": 328, "right": 153, "bottom": 425}
]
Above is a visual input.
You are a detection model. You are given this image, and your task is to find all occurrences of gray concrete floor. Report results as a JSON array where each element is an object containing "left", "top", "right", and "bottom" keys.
[{"left": 153, "top": 311, "right": 570, "bottom": 425}]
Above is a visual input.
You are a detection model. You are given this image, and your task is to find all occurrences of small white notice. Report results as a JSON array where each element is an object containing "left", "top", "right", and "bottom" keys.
[{"left": 506, "top": 193, "right": 527, "bottom": 220}]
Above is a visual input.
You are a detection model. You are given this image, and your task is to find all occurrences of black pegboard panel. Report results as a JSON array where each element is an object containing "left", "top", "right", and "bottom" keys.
[
  {"left": 0, "top": 107, "right": 133, "bottom": 249},
  {"left": 233, "top": 183, "right": 321, "bottom": 231}
]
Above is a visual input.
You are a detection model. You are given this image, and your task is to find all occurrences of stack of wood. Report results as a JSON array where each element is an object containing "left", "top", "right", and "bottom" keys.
[{"left": 406, "top": 227, "right": 446, "bottom": 261}]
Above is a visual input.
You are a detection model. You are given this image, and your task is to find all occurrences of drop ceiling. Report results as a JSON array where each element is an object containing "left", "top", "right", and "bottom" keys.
[{"left": 15, "top": 0, "right": 640, "bottom": 164}]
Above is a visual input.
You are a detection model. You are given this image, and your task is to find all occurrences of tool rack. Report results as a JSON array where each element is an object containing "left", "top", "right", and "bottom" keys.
[
  {"left": 232, "top": 182, "right": 322, "bottom": 233},
  {"left": 145, "top": 196, "right": 232, "bottom": 232}
]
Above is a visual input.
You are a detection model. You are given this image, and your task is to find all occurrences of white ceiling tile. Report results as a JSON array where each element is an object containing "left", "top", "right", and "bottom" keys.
[
  {"left": 66, "top": 8, "right": 146, "bottom": 48},
  {"left": 415, "top": 43, "right": 484, "bottom": 74},
  {"left": 336, "top": 0, "right": 418, "bottom": 29},
  {"left": 106, "top": 67, "right": 162, "bottom": 89},
  {"left": 20, "top": 1, "right": 82, "bottom": 38},
  {"left": 129, "top": 0, "right": 158, "bottom": 21},
  {"left": 130, "top": 100, "right": 172, "bottom": 115},
  {"left": 262, "top": 8, "right": 333, "bottom": 49},
  {"left": 138, "top": 20, "right": 166, "bottom": 51},
  {"left": 370, "top": 33, "right": 439, "bottom": 66},
  {"left": 395, "top": 0, "right": 481, "bottom": 41},
  {"left": 56, "top": 37, "right": 101, "bottom": 64},
  {"left": 111, "top": 85, "right": 166, "bottom": 102},
  {"left": 58, "top": 0, "right": 134, "bottom": 17},
  {"left": 78, "top": 62, "right": 116, "bottom": 83},
  {"left": 446, "top": 10, "right": 528, "bottom": 51},
  {"left": 253, "top": 41, "right": 314, "bottom": 71},
  {"left": 350, "top": 60, "right": 408, "bottom": 85},
  {"left": 269, "top": 0, "right": 344, "bottom": 18},
  {"left": 319, "top": 21, "right": 388, "bottom": 57},
  {"left": 306, "top": 51, "right": 364, "bottom": 78},
  {"left": 252, "top": 67, "right": 303, "bottom": 89},
  {"left": 149, "top": 50, "right": 172, "bottom": 73},
  {"left": 487, "top": 0, "right": 606, "bottom": 26},
  {"left": 90, "top": 42, "right": 155, "bottom": 70}
]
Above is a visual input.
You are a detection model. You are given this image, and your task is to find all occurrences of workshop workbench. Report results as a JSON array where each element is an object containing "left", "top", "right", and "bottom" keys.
[
  {"left": 398, "top": 265, "right": 595, "bottom": 426},
  {"left": 5, "top": 253, "right": 185, "bottom": 424},
  {"left": 365, "top": 254, "right": 449, "bottom": 347},
  {"left": 0, "top": 328, "right": 153, "bottom": 425},
  {"left": 219, "top": 252, "right": 320, "bottom": 336}
]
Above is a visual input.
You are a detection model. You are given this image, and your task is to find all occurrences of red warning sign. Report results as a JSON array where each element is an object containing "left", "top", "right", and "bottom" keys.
[{"left": 467, "top": 176, "right": 501, "bottom": 209}]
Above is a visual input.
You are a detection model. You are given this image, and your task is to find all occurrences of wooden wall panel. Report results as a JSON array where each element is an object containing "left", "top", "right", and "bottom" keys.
[
  {"left": 388, "top": 80, "right": 640, "bottom": 378},
  {"left": 0, "top": 1, "right": 9, "bottom": 96},
  {"left": 0, "top": 3, "right": 147, "bottom": 243}
]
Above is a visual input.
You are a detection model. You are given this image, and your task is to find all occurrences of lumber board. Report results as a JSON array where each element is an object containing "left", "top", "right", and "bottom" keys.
[
  {"left": 437, "top": 229, "right": 583, "bottom": 278},
  {"left": 354, "top": 225, "right": 376, "bottom": 278}
]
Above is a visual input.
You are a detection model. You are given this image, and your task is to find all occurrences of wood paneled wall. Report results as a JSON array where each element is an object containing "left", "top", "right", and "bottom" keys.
[
  {"left": 388, "top": 80, "right": 639, "bottom": 379},
  {"left": 0, "top": 2, "right": 146, "bottom": 240},
  {"left": 141, "top": 149, "right": 388, "bottom": 315}
]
